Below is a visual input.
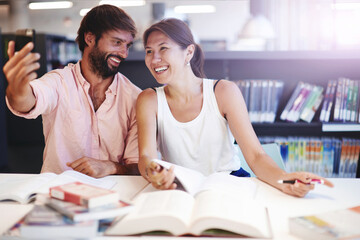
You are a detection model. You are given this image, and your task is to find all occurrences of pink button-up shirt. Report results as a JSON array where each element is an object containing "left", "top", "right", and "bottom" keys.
[{"left": 6, "top": 62, "right": 141, "bottom": 174}]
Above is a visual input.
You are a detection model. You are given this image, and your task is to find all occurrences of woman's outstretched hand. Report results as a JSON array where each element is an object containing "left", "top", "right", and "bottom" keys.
[{"left": 277, "top": 172, "right": 334, "bottom": 198}]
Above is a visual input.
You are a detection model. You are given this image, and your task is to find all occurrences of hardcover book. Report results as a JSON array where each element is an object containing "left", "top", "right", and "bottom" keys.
[
  {"left": 7, "top": 205, "right": 98, "bottom": 239},
  {"left": 46, "top": 197, "right": 133, "bottom": 222},
  {"left": 50, "top": 181, "right": 119, "bottom": 208},
  {"left": 289, "top": 205, "right": 360, "bottom": 240}
]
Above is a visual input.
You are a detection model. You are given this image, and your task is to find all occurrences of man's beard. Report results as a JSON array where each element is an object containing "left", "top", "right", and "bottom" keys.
[{"left": 88, "top": 45, "right": 124, "bottom": 79}]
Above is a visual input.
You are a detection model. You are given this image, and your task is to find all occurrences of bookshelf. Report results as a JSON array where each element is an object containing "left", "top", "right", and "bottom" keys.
[
  {"left": 0, "top": 33, "right": 81, "bottom": 173},
  {"left": 120, "top": 50, "right": 360, "bottom": 178},
  {"left": 0, "top": 30, "right": 8, "bottom": 170}
]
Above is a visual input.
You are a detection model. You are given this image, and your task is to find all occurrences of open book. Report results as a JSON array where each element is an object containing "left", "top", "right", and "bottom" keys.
[
  {"left": 0, "top": 170, "right": 116, "bottom": 204},
  {"left": 145, "top": 159, "right": 258, "bottom": 197},
  {"left": 105, "top": 160, "right": 272, "bottom": 238}
]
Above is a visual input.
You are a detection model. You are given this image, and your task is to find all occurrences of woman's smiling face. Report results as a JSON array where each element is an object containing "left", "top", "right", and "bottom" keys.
[{"left": 144, "top": 31, "right": 188, "bottom": 84}]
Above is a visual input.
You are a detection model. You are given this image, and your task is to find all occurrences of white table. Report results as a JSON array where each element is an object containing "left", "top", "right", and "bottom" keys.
[{"left": 0, "top": 174, "right": 359, "bottom": 239}]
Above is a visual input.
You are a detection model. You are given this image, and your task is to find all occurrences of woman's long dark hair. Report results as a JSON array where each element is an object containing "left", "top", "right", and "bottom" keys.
[{"left": 143, "top": 18, "right": 206, "bottom": 78}]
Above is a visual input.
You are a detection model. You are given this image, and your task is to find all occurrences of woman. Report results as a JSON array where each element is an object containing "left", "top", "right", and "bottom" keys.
[{"left": 136, "top": 18, "right": 333, "bottom": 197}]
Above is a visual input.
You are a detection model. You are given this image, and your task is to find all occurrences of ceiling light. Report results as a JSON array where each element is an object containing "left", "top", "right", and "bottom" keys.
[
  {"left": 80, "top": 8, "right": 90, "bottom": 16},
  {"left": 174, "top": 5, "right": 216, "bottom": 14},
  {"left": 99, "top": 0, "right": 145, "bottom": 7},
  {"left": 29, "top": 1, "right": 73, "bottom": 10}
]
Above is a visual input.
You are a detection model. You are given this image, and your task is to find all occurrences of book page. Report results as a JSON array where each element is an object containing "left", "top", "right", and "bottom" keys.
[
  {"left": 0, "top": 173, "right": 56, "bottom": 203},
  {"left": 105, "top": 190, "right": 194, "bottom": 236},
  {"left": 0, "top": 171, "right": 116, "bottom": 204},
  {"left": 152, "top": 159, "right": 257, "bottom": 198},
  {"left": 36, "top": 170, "right": 116, "bottom": 193},
  {"left": 152, "top": 159, "right": 205, "bottom": 196},
  {"left": 190, "top": 190, "right": 271, "bottom": 238},
  {"left": 197, "top": 172, "right": 257, "bottom": 198}
]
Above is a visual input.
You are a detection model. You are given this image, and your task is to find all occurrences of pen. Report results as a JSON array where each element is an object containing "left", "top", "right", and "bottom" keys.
[{"left": 277, "top": 179, "right": 324, "bottom": 185}]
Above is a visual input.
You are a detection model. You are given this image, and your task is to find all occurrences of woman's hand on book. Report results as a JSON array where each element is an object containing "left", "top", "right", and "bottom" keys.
[{"left": 146, "top": 161, "right": 177, "bottom": 190}]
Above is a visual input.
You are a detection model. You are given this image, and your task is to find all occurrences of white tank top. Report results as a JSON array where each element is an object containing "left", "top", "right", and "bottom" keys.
[{"left": 156, "top": 78, "right": 240, "bottom": 176}]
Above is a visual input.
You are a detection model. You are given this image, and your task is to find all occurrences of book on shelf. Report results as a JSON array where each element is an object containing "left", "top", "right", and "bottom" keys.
[
  {"left": 300, "top": 85, "right": 324, "bottom": 123},
  {"left": 320, "top": 79, "right": 337, "bottom": 122},
  {"left": 334, "top": 78, "right": 345, "bottom": 121},
  {"left": 0, "top": 170, "right": 115, "bottom": 204},
  {"left": 286, "top": 83, "right": 313, "bottom": 122},
  {"left": 249, "top": 80, "right": 260, "bottom": 122},
  {"left": 267, "top": 80, "right": 284, "bottom": 123},
  {"left": 105, "top": 189, "right": 271, "bottom": 238},
  {"left": 345, "top": 79, "right": 354, "bottom": 121},
  {"left": 320, "top": 80, "right": 333, "bottom": 122},
  {"left": 6, "top": 205, "right": 98, "bottom": 239},
  {"left": 260, "top": 80, "right": 269, "bottom": 122},
  {"left": 280, "top": 82, "right": 304, "bottom": 121},
  {"left": 50, "top": 181, "right": 119, "bottom": 208},
  {"left": 341, "top": 78, "right": 350, "bottom": 121},
  {"left": 289, "top": 205, "right": 360, "bottom": 240},
  {"left": 45, "top": 196, "right": 133, "bottom": 222},
  {"left": 351, "top": 80, "right": 359, "bottom": 122}
]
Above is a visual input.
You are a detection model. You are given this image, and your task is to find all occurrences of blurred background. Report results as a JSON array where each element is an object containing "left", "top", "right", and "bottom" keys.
[
  {"left": 1, "top": 0, "right": 360, "bottom": 176},
  {"left": 1, "top": 0, "right": 360, "bottom": 52}
]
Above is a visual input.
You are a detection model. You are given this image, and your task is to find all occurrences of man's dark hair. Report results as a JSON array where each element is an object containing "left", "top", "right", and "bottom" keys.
[{"left": 76, "top": 4, "right": 137, "bottom": 53}]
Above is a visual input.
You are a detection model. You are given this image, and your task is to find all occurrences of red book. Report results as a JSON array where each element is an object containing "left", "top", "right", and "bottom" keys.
[{"left": 49, "top": 182, "right": 119, "bottom": 208}]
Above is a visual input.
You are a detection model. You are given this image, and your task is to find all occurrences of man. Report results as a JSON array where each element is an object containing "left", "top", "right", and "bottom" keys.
[{"left": 3, "top": 5, "right": 141, "bottom": 177}]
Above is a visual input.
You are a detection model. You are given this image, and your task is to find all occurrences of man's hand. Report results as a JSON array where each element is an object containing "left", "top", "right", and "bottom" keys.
[
  {"left": 3, "top": 41, "right": 39, "bottom": 112},
  {"left": 67, "top": 157, "right": 139, "bottom": 178}
]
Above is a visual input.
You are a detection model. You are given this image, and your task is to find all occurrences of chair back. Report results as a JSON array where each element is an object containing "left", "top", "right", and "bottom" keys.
[{"left": 235, "top": 143, "right": 285, "bottom": 177}]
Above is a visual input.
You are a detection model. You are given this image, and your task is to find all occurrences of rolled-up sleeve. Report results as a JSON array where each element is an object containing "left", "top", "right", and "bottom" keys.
[{"left": 6, "top": 73, "right": 59, "bottom": 119}]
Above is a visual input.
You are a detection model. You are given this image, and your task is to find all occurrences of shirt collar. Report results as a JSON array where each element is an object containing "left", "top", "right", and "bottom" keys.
[{"left": 75, "top": 61, "right": 118, "bottom": 96}]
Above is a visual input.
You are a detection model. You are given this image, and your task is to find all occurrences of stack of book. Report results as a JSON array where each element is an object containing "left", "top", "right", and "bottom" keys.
[
  {"left": 280, "top": 82, "right": 324, "bottom": 123},
  {"left": 259, "top": 136, "right": 360, "bottom": 178},
  {"left": 7, "top": 182, "right": 133, "bottom": 239},
  {"left": 235, "top": 79, "right": 284, "bottom": 123},
  {"left": 289, "top": 205, "right": 360, "bottom": 240},
  {"left": 320, "top": 78, "right": 360, "bottom": 123}
]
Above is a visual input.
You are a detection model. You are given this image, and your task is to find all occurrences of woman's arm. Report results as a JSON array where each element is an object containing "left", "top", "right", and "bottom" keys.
[
  {"left": 136, "top": 89, "right": 176, "bottom": 189},
  {"left": 214, "top": 80, "right": 333, "bottom": 197},
  {"left": 136, "top": 89, "right": 159, "bottom": 178}
]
